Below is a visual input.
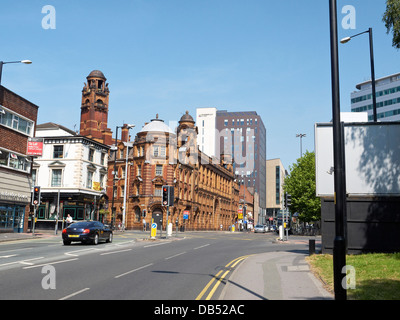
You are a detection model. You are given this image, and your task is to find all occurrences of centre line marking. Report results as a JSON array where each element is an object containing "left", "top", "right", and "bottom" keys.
[
  {"left": 23, "top": 258, "right": 78, "bottom": 269},
  {"left": 59, "top": 288, "right": 90, "bottom": 300},
  {"left": 144, "top": 242, "right": 171, "bottom": 248},
  {"left": 115, "top": 263, "right": 154, "bottom": 279},
  {"left": 100, "top": 249, "right": 132, "bottom": 256},
  {"left": 0, "top": 257, "right": 44, "bottom": 267},
  {"left": 165, "top": 252, "right": 186, "bottom": 260},
  {"left": 194, "top": 244, "right": 210, "bottom": 250}
]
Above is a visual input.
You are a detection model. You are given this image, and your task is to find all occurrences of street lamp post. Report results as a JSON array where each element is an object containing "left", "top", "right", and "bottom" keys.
[
  {"left": 296, "top": 133, "right": 306, "bottom": 158},
  {"left": 341, "top": 28, "right": 377, "bottom": 122},
  {"left": 0, "top": 60, "right": 32, "bottom": 86},
  {"left": 329, "top": 0, "right": 347, "bottom": 300},
  {"left": 110, "top": 124, "right": 135, "bottom": 230},
  {"left": 122, "top": 125, "right": 135, "bottom": 230}
]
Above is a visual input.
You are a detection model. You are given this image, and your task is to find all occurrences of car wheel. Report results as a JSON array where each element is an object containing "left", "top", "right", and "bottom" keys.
[
  {"left": 92, "top": 233, "right": 99, "bottom": 245},
  {"left": 63, "top": 240, "right": 71, "bottom": 245},
  {"left": 106, "top": 233, "right": 113, "bottom": 243}
]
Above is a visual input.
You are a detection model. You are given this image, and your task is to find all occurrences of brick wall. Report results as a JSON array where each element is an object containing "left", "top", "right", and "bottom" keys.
[{"left": 0, "top": 86, "right": 39, "bottom": 154}]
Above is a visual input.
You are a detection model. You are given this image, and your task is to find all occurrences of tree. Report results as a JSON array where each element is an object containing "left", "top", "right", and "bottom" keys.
[
  {"left": 383, "top": 0, "right": 400, "bottom": 49},
  {"left": 283, "top": 151, "right": 321, "bottom": 223}
]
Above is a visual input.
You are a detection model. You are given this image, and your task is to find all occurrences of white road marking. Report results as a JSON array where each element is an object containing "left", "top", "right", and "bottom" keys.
[
  {"left": 23, "top": 258, "right": 78, "bottom": 269},
  {"left": 0, "top": 257, "right": 44, "bottom": 267},
  {"left": 100, "top": 248, "right": 132, "bottom": 256},
  {"left": 114, "top": 263, "right": 154, "bottom": 279},
  {"left": 59, "top": 288, "right": 90, "bottom": 300},
  {"left": 144, "top": 241, "right": 171, "bottom": 248},
  {"left": 193, "top": 244, "right": 210, "bottom": 250},
  {"left": 165, "top": 252, "right": 186, "bottom": 260}
]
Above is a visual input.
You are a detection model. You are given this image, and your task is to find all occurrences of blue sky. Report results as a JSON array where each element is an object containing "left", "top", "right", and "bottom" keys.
[{"left": 0, "top": 0, "right": 398, "bottom": 170}]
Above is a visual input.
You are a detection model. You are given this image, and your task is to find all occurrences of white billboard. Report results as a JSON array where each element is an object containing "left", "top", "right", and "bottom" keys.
[{"left": 315, "top": 122, "right": 400, "bottom": 197}]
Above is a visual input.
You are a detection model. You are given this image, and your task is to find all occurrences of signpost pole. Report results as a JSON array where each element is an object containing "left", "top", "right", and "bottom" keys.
[{"left": 32, "top": 205, "right": 37, "bottom": 236}]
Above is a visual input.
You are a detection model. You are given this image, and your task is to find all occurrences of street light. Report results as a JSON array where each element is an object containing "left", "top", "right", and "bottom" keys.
[
  {"left": 122, "top": 125, "right": 135, "bottom": 230},
  {"left": 296, "top": 133, "right": 306, "bottom": 158},
  {"left": 340, "top": 28, "right": 377, "bottom": 122},
  {"left": 0, "top": 60, "right": 32, "bottom": 85},
  {"left": 110, "top": 124, "right": 135, "bottom": 230},
  {"left": 329, "top": 0, "right": 347, "bottom": 300}
]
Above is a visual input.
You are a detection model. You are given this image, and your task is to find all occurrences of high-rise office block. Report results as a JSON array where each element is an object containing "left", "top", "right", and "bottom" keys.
[
  {"left": 351, "top": 72, "right": 400, "bottom": 121},
  {"left": 214, "top": 110, "right": 266, "bottom": 209}
]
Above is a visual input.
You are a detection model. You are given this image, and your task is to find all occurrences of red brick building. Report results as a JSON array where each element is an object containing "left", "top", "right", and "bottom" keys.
[
  {"left": 80, "top": 70, "right": 113, "bottom": 146},
  {"left": 107, "top": 112, "right": 240, "bottom": 231},
  {"left": 0, "top": 85, "right": 39, "bottom": 232}
]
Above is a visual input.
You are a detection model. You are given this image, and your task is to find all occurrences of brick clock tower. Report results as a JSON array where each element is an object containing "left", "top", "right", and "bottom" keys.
[{"left": 80, "top": 70, "right": 112, "bottom": 145}]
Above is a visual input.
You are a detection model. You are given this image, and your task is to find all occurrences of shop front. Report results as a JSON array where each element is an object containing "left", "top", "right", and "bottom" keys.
[
  {"left": 0, "top": 171, "right": 32, "bottom": 233},
  {"left": 0, "top": 204, "right": 26, "bottom": 233},
  {"left": 31, "top": 191, "right": 108, "bottom": 230}
]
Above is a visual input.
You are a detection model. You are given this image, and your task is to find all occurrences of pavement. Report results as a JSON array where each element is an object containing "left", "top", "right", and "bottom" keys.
[
  {"left": 0, "top": 230, "right": 333, "bottom": 300},
  {"left": 219, "top": 245, "right": 333, "bottom": 300}
]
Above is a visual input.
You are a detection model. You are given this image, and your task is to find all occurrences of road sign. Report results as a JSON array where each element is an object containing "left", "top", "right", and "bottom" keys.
[{"left": 151, "top": 223, "right": 157, "bottom": 238}]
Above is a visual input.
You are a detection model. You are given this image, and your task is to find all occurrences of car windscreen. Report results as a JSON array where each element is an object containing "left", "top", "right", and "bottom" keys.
[{"left": 68, "top": 222, "right": 93, "bottom": 228}]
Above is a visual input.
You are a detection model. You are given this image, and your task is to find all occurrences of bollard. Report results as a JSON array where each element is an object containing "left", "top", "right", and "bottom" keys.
[{"left": 309, "top": 239, "right": 316, "bottom": 255}]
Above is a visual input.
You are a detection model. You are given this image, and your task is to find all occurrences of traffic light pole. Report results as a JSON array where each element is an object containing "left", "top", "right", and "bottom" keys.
[
  {"left": 32, "top": 205, "right": 37, "bottom": 236},
  {"left": 166, "top": 207, "right": 169, "bottom": 239}
]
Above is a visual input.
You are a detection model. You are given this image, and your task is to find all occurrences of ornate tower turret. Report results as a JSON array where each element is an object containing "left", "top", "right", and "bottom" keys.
[
  {"left": 177, "top": 111, "right": 198, "bottom": 165},
  {"left": 80, "top": 70, "right": 111, "bottom": 144}
]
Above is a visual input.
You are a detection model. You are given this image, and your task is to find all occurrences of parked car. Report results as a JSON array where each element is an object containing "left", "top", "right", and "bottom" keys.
[
  {"left": 62, "top": 221, "right": 113, "bottom": 245},
  {"left": 269, "top": 225, "right": 277, "bottom": 232},
  {"left": 254, "top": 224, "right": 265, "bottom": 233}
]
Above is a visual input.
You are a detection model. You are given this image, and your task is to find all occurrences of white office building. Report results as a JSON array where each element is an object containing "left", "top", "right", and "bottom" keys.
[
  {"left": 196, "top": 107, "right": 217, "bottom": 158},
  {"left": 32, "top": 123, "right": 109, "bottom": 228},
  {"left": 351, "top": 72, "right": 400, "bottom": 121}
]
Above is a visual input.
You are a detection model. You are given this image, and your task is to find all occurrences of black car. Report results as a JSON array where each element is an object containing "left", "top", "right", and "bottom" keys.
[{"left": 62, "top": 221, "right": 113, "bottom": 245}]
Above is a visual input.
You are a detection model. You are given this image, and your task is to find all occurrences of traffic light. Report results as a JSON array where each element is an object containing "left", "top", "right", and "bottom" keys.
[
  {"left": 162, "top": 185, "right": 174, "bottom": 207},
  {"left": 162, "top": 186, "right": 169, "bottom": 206},
  {"left": 32, "top": 186, "right": 41, "bottom": 206},
  {"left": 285, "top": 193, "right": 291, "bottom": 208}
]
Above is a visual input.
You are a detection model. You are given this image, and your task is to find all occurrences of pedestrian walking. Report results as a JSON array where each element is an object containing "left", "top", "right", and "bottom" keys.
[{"left": 66, "top": 214, "right": 73, "bottom": 226}]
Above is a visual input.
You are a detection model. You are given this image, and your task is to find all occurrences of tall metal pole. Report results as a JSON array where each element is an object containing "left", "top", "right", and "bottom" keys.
[
  {"left": 329, "top": 0, "right": 347, "bottom": 300},
  {"left": 369, "top": 28, "right": 377, "bottom": 122},
  {"left": 111, "top": 126, "right": 119, "bottom": 230},
  {"left": 296, "top": 134, "right": 306, "bottom": 158},
  {"left": 0, "top": 62, "right": 3, "bottom": 86}
]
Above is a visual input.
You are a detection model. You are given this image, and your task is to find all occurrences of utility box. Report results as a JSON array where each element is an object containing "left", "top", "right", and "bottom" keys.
[{"left": 315, "top": 121, "right": 400, "bottom": 254}]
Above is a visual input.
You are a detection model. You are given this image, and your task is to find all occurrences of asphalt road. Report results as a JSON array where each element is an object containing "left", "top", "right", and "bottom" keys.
[{"left": 0, "top": 230, "right": 309, "bottom": 300}]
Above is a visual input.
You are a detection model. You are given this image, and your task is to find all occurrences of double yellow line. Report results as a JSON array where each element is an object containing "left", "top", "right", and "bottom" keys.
[{"left": 196, "top": 255, "right": 252, "bottom": 300}]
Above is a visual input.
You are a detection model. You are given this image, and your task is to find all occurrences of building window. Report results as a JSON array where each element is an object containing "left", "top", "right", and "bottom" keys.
[
  {"left": 86, "top": 170, "right": 93, "bottom": 189},
  {"left": 88, "top": 148, "right": 95, "bottom": 162},
  {"left": 32, "top": 169, "right": 37, "bottom": 185},
  {"left": 101, "top": 153, "right": 106, "bottom": 165},
  {"left": 51, "top": 169, "right": 62, "bottom": 187},
  {"left": 0, "top": 106, "right": 34, "bottom": 136},
  {"left": 155, "top": 187, "right": 162, "bottom": 197},
  {"left": 153, "top": 146, "right": 159, "bottom": 157},
  {"left": 160, "top": 146, "right": 166, "bottom": 157},
  {"left": 100, "top": 173, "right": 105, "bottom": 189},
  {"left": 156, "top": 165, "right": 163, "bottom": 176},
  {"left": 276, "top": 166, "right": 280, "bottom": 205},
  {"left": 53, "top": 145, "right": 63, "bottom": 159},
  {"left": 137, "top": 164, "right": 142, "bottom": 177},
  {"left": 0, "top": 148, "right": 30, "bottom": 172}
]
